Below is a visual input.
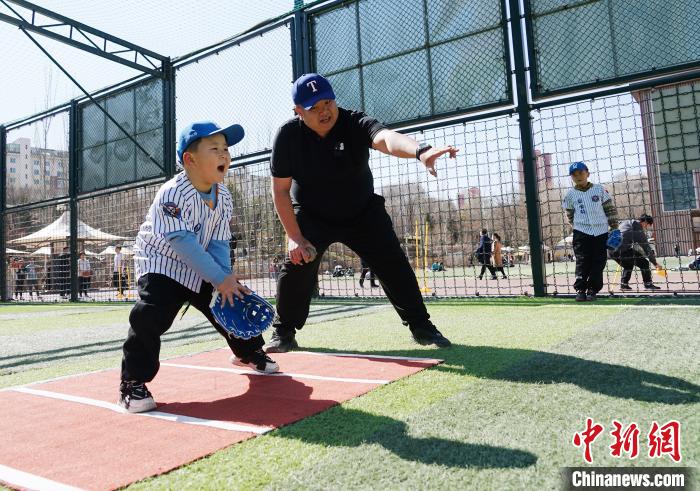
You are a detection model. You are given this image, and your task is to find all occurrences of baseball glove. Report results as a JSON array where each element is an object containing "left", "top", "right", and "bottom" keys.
[
  {"left": 606, "top": 229, "right": 622, "bottom": 251},
  {"left": 209, "top": 290, "right": 275, "bottom": 340}
]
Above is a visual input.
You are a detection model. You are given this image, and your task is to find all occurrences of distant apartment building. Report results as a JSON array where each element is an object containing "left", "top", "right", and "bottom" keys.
[
  {"left": 6, "top": 137, "right": 69, "bottom": 199},
  {"left": 633, "top": 79, "right": 700, "bottom": 256}
]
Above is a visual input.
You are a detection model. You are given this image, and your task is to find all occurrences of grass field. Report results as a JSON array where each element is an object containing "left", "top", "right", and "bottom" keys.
[{"left": 1, "top": 297, "right": 698, "bottom": 490}]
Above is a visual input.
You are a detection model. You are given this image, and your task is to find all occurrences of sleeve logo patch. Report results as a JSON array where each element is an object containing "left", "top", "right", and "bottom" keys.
[
  {"left": 592, "top": 195, "right": 600, "bottom": 202},
  {"left": 162, "top": 202, "right": 181, "bottom": 219}
]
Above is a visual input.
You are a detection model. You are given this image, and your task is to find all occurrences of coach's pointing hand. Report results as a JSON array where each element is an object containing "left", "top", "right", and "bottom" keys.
[{"left": 420, "top": 145, "right": 459, "bottom": 177}]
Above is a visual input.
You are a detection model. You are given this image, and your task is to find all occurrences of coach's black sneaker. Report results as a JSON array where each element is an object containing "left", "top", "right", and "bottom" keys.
[
  {"left": 410, "top": 322, "right": 452, "bottom": 348},
  {"left": 264, "top": 329, "right": 299, "bottom": 353},
  {"left": 586, "top": 291, "right": 597, "bottom": 301},
  {"left": 230, "top": 350, "right": 280, "bottom": 374},
  {"left": 619, "top": 283, "right": 632, "bottom": 291},
  {"left": 118, "top": 380, "right": 156, "bottom": 413},
  {"left": 575, "top": 291, "right": 587, "bottom": 302},
  {"left": 644, "top": 283, "right": 661, "bottom": 290}
]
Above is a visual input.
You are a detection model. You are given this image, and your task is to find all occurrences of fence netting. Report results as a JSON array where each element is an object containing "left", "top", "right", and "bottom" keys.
[
  {"left": 533, "top": 83, "right": 700, "bottom": 294},
  {"left": 79, "top": 78, "right": 165, "bottom": 193},
  {"left": 174, "top": 23, "right": 294, "bottom": 158},
  {"left": 311, "top": 0, "right": 510, "bottom": 125},
  {"left": 5, "top": 111, "right": 70, "bottom": 207},
  {"left": 2, "top": 0, "right": 700, "bottom": 301},
  {"left": 529, "top": 0, "right": 700, "bottom": 95}
]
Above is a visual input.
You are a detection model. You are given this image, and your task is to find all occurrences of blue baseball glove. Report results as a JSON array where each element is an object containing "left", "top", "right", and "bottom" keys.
[
  {"left": 209, "top": 290, "right": 275, "bottom": 340},
  {"left": 606, "top": 229, "right": 622, "bottom": 251}
]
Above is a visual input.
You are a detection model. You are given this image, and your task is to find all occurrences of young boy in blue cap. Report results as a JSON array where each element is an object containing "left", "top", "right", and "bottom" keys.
[
  {"left": 119, "top": 121, "right": 279, "bottom": 413},
  {"left": 563, "top": 162, "right": 618, "bottom": 301}
]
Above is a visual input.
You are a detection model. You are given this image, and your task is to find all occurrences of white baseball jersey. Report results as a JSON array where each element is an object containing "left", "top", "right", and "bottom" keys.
[
  {"left": 133, "top": 172, "right": 233, "bottom": 292},
  {"left": 563, "top": 183, "right": 611, "bottom": 236}
]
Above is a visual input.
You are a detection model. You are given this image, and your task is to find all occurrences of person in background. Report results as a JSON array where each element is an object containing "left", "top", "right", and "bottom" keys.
[
  {"left": 359, "top": 258, "right": 379, "bottom": 288},
  {"left": 491, "top": 233, "right": 507, "bottom": 280},
  {"left": 563, "top": 162, "right": 618, "bottom": 302},
  {"left": 113, "top": 246, "right": 125, "bottom": 297},
  {"left": 476, "top": 229, "right": 497, "bottom": 280},
  {"left": 78, "top": 251, "right": 92, "bottom": 298},
  {"left": 610, "top": 213, "right": 662, "bottom": 291},
  {"left": 24, "top": 258, "right": 41, "bottom": 299},
  {"left": 58, "top": 246, "right": 71, "bottom": 297}
]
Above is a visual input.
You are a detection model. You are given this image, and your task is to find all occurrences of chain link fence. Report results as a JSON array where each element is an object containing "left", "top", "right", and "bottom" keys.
[
  {"left": 529, "top": 0, "right": 700, "bottom": 96},
  {"left": 311, "top": 0, "right": 510, "bottom": 125},
  {"left": 79, "top": 78, "right": 165, "bottom": 193},
  {"left": 5, "top": 111, "right": 70, "bottom": 207},
  {"left": 533, "top": 85, "right": 700, "bottom": 294},
  {"left": 174, "top": 23, "right": 294, "bottom": 158},
  {"left": 2, "top": 0, "right": 700, "bottom": 301}
]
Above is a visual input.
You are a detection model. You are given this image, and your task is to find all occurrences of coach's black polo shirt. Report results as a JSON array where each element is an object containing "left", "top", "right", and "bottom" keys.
[{"left": 270, "top": 107, "right": 386, "bottom": 222}]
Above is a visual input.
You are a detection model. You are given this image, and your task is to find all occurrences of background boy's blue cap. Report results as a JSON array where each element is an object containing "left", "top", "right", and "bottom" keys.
[
  {"left": 569, "top": 161, "right": 589, "bottom": 175},
  {"left": 292, "top": 73, "right": 335, "bottom": 110},
  {"left": 177, "top": 121, "right": 244, "bottom": 163}
]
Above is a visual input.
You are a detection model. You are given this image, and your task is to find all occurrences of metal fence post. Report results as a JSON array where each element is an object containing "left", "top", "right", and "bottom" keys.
[
  {"left": 0, "top": 125, "right": 7, "bottom": 301},
  {"left": 162, "top": 59, "right": 176, "bottom": 178},
  {"left": 509, "top": 0, "right": 545, "bottom": 296},
  {"left": 69, "top": 100, "right": 79, "bottom": 301},
  {"left": 291, "top": 8, "right": 310, "bottom": 79}
]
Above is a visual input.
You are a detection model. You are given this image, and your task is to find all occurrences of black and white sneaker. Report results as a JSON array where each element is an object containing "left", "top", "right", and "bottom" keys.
[
  {"left": 118, "top": 380, "right": 156, "bottom": 413},
  {"left": 230, "top": 350, "right": 280, "bottom": 374}
]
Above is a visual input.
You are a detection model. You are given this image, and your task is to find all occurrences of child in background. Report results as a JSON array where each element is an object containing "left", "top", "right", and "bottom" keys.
[{"left": 563, "top": 162, "right": 618, "bottom": 301}]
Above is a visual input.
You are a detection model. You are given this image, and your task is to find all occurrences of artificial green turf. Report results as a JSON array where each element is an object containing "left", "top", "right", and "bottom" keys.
[{"left": 1, "top": 300, "right": 697, "bottom": 490}]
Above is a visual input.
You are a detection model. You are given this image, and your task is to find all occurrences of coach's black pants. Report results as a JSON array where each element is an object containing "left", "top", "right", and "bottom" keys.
[
  {"left": 612, "top": 249, "right": 653, "bottom": 285},
  {"left": 572, "top": 230, "right": 608, "bottom": 294},
  {"left": 121, "top": 273, "right": 263, "bottom": 383},
  {"left": 274, "top": 195, "right": 430, "bottom": 335}
]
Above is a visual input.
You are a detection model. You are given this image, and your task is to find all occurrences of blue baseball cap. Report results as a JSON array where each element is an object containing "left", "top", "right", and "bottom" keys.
[
  {"left": 292, "top": 73, "right": 336, "bottom": 110},
  {"left": 568, "top": 161, "right": 589, "bottom": 175},
  {"left": 177, "top": 121, "right": 244, "bottom": 163}
]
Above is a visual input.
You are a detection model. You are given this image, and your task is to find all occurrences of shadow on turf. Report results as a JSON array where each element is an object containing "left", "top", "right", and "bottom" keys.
[
  {"left": 301, "top": 346, "right": 699, "bottom": 405},
  {"left": 165, "top": 375, "right": 537, "bottom": 469}
]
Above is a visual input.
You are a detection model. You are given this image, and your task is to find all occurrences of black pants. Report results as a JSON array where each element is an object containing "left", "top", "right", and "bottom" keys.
[
  {"left": 612, "top": 250, "right": 652, "bottom": 285},
  {"left": 359, "top": 267, "right": 377, "bottom": 286},
  {"left": 121, "top": 273, "right": 263, "bottom": 383},
  {"left": 478, "top": 255, "right": 495, "bottom": 278},
  {"left": 79, "top": 276, "right": 91, "bottom": 295},
  {"left": 573, "top": 230, "right": 608, "bottom": 294},
  {"left": 274, "top": 195, "right": 429, "bottom": 335},
  {"left": 113, "top": 272, "right": 125, "bottom": 293}
]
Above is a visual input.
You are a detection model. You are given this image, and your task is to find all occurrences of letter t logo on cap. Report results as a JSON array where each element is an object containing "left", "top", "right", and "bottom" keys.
[{"left": 306, "top": 81, "right": 318, "bottom": 92}]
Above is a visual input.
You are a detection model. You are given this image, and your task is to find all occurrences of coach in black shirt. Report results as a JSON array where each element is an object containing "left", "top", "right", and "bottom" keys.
[{"left": 266, "top": 73, "right": 458, "bottom": 352}]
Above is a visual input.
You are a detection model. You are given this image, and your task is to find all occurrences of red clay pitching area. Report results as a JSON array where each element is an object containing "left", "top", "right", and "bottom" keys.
[{"left": 0, "top": 349, "right": 441, "bottom": 490}]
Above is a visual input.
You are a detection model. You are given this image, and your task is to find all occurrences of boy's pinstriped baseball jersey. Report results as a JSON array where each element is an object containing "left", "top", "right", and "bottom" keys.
[
  {"left": 563, "top": 183, "right": 611, "bottom": 236},
  {"left": 133, "top": 172, "right": 233, "bottom": 292}
]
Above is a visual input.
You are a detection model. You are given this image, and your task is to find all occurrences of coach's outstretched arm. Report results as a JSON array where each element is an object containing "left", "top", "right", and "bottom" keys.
[
  {"left": 371, "top": 129, "right": 459, "bottom": 177},
  {"left": 271, "top": 176, "right": 315, "bottom": 265}
]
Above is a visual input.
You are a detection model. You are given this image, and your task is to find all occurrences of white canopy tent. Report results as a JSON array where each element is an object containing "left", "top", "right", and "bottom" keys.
[
  {"left": 31, "top": 246, "right": 53, "bottom": 256},
  {"left": 97, "top": 245, "right": 134, "bottom": 256},
  {"left": 9, "top": 212, "right": 127, "bottom": 247},
  {"left": 555, "top": 236, "right": 574, "bottom": 248},
  {"left": 5, "top": 247, "right": 27, "bottom": 255}
]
